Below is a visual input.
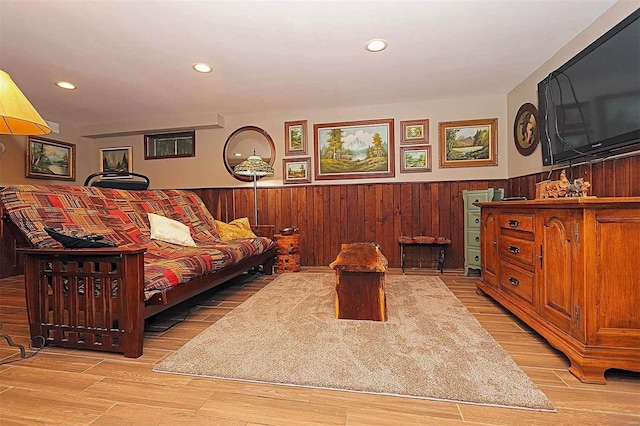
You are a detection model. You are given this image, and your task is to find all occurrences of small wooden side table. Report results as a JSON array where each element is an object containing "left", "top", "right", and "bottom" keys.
[
  {"left": 274, "top": 232, "right": 300, "bottom": 272},
  {"left": 329, "top": 242, "right": 388, "bottom": 322},
  {"left": 398, "top": 236, "right": 451, "bottom": 274}
]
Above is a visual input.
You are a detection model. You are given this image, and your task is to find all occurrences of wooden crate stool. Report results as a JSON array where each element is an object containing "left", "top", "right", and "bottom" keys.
[
  {"left": 274, "top": 232, "right": 300, "bottom": 272},
  {"left": 329, "top": 242, "right": 388, "bottom": 322}
]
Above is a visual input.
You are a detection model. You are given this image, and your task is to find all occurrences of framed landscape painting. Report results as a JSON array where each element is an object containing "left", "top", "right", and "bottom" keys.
[
  {"left": 26, "top": 136, "right": 75, "bottom": 181},
  {"left": 400, "top": 145, "right": 432, "bottom": 173},
  {"left": 313, "top": 118, "right": 395, "bottom": 180},
  {"left": 438, "top": 118, "right": 498, "bottom": 168},
  {"left": 283, "top": 157, "right": 311, "bottom": 184},
  {"left": 100, "top": 146, "right": 132, "bottom": 174},
  {"left": 401, "top": 119, "right": 429, "bottom": 144},
  {"left": 284, "top": 120, "right": 307, "bottom": 155}
]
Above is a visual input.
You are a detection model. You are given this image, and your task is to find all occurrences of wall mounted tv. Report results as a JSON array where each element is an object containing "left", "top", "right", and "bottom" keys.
[{"left": 539, "top": 8, "right": 640, "bottom": 166}]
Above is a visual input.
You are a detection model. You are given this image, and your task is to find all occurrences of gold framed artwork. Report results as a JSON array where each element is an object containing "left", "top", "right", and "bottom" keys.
[
  {"left": 283, "top": 157, "right": 311, "bottom": 184},
  {"left": 400, "top": 119, "right": 429, "bottom": 144},
  {"left": 438, "top": 118, "right": 498, "bottom": 168},
  {"left": 100, "top": 146, "right": 132, "bottom": 174},
  {"left": 400, "top": 145, "right": 432, "bottom": 173},
  {"left": 313, "top": 118, "right": 395, "bottom": 180},
  {"left": 26, "top": 136, "right": 76, "bottom": 181},
  {"left": 284, "top": 120, "right": 307, "bottom": 155}
]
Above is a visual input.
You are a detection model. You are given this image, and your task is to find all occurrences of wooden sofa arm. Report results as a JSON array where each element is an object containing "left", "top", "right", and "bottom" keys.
[{"left": 18, "top": 246, "right": 147, "bottom": 358}]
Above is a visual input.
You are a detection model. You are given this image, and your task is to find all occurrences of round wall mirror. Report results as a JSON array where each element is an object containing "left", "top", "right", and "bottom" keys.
[{"left": 223, "top": 126, "right": 276, "bottom": 182}]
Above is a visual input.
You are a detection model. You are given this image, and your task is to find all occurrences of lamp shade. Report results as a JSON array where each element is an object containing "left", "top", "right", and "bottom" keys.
[
  {"left": 233, "top": 153, "right": 274, "bottom": 177},
  {"left": 0, "top": 70, "right": 51, "bottom": 135}
]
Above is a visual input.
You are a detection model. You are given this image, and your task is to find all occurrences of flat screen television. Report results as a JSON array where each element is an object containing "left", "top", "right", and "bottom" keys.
[{"left": 538, "top": 8, "right": 640, "bottom": 166}]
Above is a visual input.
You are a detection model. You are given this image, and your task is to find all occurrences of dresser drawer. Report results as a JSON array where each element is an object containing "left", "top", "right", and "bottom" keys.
[
  {"left": 467, "top": 192, "right": 493, "bottom": 211},
  {"left": 466, "top": 248, "right": 481, "bottom": 267},
  {"left": 467, "top": 229, "right": 481, "bottom": 248},
  {"left": 499, "top": 235, "right": 535, "bottom": 267},
  {"left": 500, "top": 214, "right": 534, "bottom": 233},
  {"left": 467, "top": 211, "right": 481, "bottom": 229},
  {"left": 499, "top": 262, "right": 534, "bottom": 305}
]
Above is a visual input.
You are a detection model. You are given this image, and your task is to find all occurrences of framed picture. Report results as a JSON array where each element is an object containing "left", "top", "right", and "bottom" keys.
[
  {"left": 283, "top": 157, "right": 311, "bottom": 184},
  {"left": 100, "top": 147, "right": 132, "bottom": 174},
  {"left": 513, "top": 103, "right": 539, "bottom": 156},
  {"left": 26, "top": 136, "right": 75, "bottom": 180},
  {"left": 400, "top": 145, "right": 432, "bottom": 173},
  {"left": 438, "top": 118, "right": 498, "bottom": 168},
  {"left": 401, "top": 119, "right": 429, "bottom": 144},
  {"left": 284, "top": 120, "right": 307, "bottom": 155},
  {"left": 313, "top": 118, "right": 394, "bottom": 180}
]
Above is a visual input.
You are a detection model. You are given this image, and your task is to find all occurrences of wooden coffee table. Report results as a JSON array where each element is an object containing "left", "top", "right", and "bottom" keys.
[{"left": 329, "top": 242, "right": 388, "bottom": 322}]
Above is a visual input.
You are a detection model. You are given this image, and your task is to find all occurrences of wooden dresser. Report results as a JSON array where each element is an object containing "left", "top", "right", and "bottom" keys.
[{"left": 476, "top": 197, "right": 640, "bottom": 384}]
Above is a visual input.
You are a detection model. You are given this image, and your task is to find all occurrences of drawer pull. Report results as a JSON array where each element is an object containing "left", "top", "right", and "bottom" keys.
[
  {"left": 475, "top": 217, "right": 480, "bottom": 224},
  {"left": 475, "top": 236, "right": 480, "bottom": 243},
  {"left": 508, "top": 245, "right": 520, "bottom": 254},
  {"left": 509, "top": 276, "right": 520, "bottom": 287},
  {"left": 474, "top": 255, "right": 479, "bottom": 261},
  {"left": 508, "top": 219, "right": 520, "bottom": 228}
]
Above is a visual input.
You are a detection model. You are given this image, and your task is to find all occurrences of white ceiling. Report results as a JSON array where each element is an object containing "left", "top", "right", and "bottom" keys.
[{"left": 0, "top": 0, "right": 617, "bottom": 128}]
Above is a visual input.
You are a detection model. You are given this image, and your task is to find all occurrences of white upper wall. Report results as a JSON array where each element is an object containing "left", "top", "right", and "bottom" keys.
[{"left": 507, "top": 0, "right": 640, "bottom": 178}]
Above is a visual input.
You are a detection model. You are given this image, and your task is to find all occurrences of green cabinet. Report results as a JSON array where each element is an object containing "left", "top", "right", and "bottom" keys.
[{"left": 463, "top": 188, "right": 503, "bottom": 276}]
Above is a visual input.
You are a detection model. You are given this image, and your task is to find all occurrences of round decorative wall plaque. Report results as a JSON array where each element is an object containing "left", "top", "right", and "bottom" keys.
[{"left": 513, "top": 102, "right": 540, "bottom": 156}]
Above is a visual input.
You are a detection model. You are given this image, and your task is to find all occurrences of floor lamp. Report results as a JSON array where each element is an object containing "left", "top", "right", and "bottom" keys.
[
  {"left": 0, "top": 69, "right": 51, "bottom": 358},
  {"left": 233, "top": 151, "right": 274, "bottom": 226}
]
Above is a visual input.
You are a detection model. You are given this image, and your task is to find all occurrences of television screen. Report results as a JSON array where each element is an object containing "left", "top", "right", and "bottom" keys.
[{"left": 539, "top": 9, "right": 640, "bottom": 166}]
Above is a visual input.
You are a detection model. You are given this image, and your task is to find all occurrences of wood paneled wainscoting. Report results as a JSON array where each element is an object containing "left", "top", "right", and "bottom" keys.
[
  {"left": 192, "top": 181, "right": 509, "bottom": 269},
  {"left": 1, "top": 154, "right": 638, "bottom": 276},
  {"left": 192, "top": 153, "right": 640, "bottom": 269}
]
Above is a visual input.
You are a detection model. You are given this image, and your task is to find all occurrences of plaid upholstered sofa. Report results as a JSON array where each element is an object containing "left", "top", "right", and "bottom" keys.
[{"left": 0, "top": 184, "right": 276, "bottom": 357}]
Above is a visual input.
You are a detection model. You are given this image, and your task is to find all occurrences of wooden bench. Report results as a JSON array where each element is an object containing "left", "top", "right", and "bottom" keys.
[{"left": 398, "top": 236, "right": 451, "bottom": 274}]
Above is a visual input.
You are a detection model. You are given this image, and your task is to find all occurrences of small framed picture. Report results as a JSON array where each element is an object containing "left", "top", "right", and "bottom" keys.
[
  {"left": 26, "top": 136, "right": 76, "bottom": 181},
  {"left": 284, "top": 120, "right": 307, "bottom": 156},
  {"left": 438, "top": 118, "right": 498, "bottom": 168},
  {"left": 400, "top": 145, "right": 432, "bottom": 173},
  {"left": 401, "top": 119, "right": 429, "bottom": 144},
  {"left": 100, "top": 147, "right": 132, "bottom": 174},
  {"left": 283, "top": 157, "right": 311, "bottom": 184}
]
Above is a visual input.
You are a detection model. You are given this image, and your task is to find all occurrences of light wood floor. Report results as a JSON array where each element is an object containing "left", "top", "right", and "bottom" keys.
[{"left": 0, "top": 268, "right": 638, "bottom": 425}]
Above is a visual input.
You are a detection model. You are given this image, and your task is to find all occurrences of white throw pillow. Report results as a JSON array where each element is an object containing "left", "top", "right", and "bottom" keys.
[{"left": 148, "top": 213, "right": 197, "bottom": 247}]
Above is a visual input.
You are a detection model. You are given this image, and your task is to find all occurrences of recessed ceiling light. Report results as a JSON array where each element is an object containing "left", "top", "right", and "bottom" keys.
[
  {"left": 193, "top": 63, "right": 213, "bottom": 73},
  {"left": 365, "top": 38, "right": 388, "bottom": 52},
  {"left": 56, "top": 81, "right": 76, "bottom": 90}
]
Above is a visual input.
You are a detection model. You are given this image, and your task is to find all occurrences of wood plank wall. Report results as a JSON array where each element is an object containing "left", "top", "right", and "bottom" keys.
[
  {"left": 191, "top": 153, "right": 639, "bottom": 269},
  {"left": 0, "top": 154, "right": 637, "bottom": 277}
]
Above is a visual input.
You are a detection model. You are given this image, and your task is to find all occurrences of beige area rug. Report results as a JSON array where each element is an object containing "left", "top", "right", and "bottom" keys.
[{"left": 153, "top": 273, "right": 554, "bottom": 411}]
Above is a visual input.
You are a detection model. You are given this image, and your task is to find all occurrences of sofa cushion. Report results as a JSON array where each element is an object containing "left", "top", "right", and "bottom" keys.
[
  {"left": 148, "top": 213, "right": 197, "bottom": 247},
  {"left": 215, "top": 217, "right": 257, "bottom": 242}
]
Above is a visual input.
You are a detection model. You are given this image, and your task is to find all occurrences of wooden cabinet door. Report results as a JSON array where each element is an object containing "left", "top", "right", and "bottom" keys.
[
  {"left": 538, "top": 210, "right": 581, "bottom": 336},
  {"left": 481, "top": 209, "right": 500, "bottom": 287}
]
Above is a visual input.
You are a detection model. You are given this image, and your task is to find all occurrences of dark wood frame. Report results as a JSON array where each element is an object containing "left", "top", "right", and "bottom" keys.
[
  {"left": 284, "top": 120, "right": 307, "bottom": 156},
  {"left": 283, "top": 157, "right": 311, "bottom": 184},
  {"left": 6, "top": 217, "right": 276, "bottom": 358},
  {"left": 144, "top": 131, "right": 195, "bottom": 160},
  {"left": 223, "top": 126, "right": 276, "bottom": 183},
  {"left": 400, "top": 145, "right": 432, "bottom": 173},
  {"left": 313, "top": 118, "right": 395, "bottom": 180},
  {"left": 26, "top": 136, "right": 76, "bottom": 181},
  {"left": 513, "top": 103, "right": 540, "bottom": 156},
  {"left": 400, "top": 119, "right": 429, "bottom": 144}
]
